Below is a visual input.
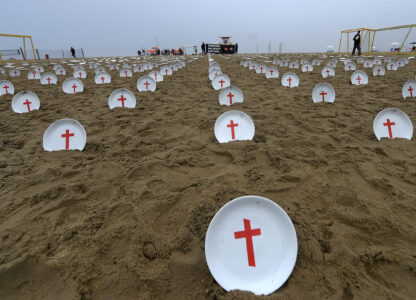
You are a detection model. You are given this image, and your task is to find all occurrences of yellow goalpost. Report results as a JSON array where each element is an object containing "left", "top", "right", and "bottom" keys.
[
  {"left": 0, "top": 34, "right": 37, "bottom": 63},
  {"left": 339, "top": 24, "right": 416, "bottom": 55}
]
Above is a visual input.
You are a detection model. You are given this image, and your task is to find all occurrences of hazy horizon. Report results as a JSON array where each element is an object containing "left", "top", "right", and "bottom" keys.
[{"left": 1, "top": 0, "right": 416, "bottom": 58}]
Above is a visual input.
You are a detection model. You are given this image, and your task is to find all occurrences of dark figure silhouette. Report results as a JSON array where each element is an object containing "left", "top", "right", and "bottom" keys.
[
  {"left": 352, "top": 31, "right": 361, "bottom": 56},
  {"left": 201, "top": 42, "right": 205, "bottom": 55},
  {"left": 70, "top": 47, "right": 76, "bottom": 57}
]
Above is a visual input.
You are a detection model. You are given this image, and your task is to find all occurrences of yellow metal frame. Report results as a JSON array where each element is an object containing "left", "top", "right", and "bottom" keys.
[
  {"left": 338, "top": 24, "right": 416, "bottom": 54},
  {"left": 0, "top": 33, "right": 37, "bottom": 63}
]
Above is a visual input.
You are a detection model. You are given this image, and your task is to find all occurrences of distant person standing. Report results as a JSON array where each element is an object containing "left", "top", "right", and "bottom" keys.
[
  {"left": 352, "top": 30, "right": 361, "bottom": 56},
  {"left": 201, "top": 42, "right": 205, "bottom": 55},
  {"left": 70, "top": 47, "right": 76, "bottom": 57},
  {"left": 235, "top": 43, "right": 238, "bottom": 53}
]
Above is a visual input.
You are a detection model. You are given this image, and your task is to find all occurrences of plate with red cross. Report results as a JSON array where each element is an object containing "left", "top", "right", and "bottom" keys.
[
  {"left": 120, "top": 68, "right": 132, "bottom": 78},
  {"left": 149, "top": 70, "right": 163, "bottom": 82},
  {"left": 0, "top": 80, "right": 14, "bottom": 96},
  {"left": 344, "top": 62, "right": 356, "bottom": 71},
  {"left": 137, "top": 76, "right": 156, "bottom": 92},
  {"left": 55, "top": 67, "right": 66, "bottom": 76},
  {"left": 9, "top": 69, "right": 21, "bottom": 77},
  {"left": 212, "top": 74, "right": 231, "bottom": 90},
  {"left": 373, "top": 108, "right": 413, "bottom": 141},
  {"left": 63, "top": 78, "right": 84, "bottom": 94},
  {"left": 40, "top": 73, "right": 58, "bottom": 85},
  {"left": 12, "top": 91, "right": 40, "bottom": 113},
  {"left": 73, "top": 69, "right": 87, "bottom": 79},
  {"left": 373, "top": 65, "right": 385, "bottom": 77},
  {"left": 402, "top": 79, "right": 416, "bottom": 99},
  {"left": 255, "top": 64, "right": 267, "bottom": 74},
  {"left": 265, "top": 66, "right": 279, "bottom": 78},
  {"left": 108, "top": 88, "right": 136, "bottom": 109},
  {"left": 301, "top": 63, "right": 313, "bottom": 73},
  {"left": 214, "top": 110, "right": 254, "bottom": 143},
  {"left": 28, "top": 69, "right": 41, "bottom": 80},
  {"left": 160, "top": 66, "right": 173, "bottom": 76},
  {"left": 351, "top": 70, "right": 368, "bottom": 85},
  {"left": 312, "top": 83, "right": 335, "bottom": 103},
  {"left": 205, "top": 195, "right": 298, "bottom": 295},
  {"left": 43, "top": 118, "right": 87, "bottom": 151},
  {"left": 219, "top": 86, "right": 243, "bottom": 106},
  {"left": 95, "top": 72, "right": 111, "bottom": 84},
  {"left": 281, "top": 72, "right": 299, "bottom": 88},
  {"left": 209, "top": 69, "right": 222, "bottom": 80},
  {"left": 321, "top": 66, "right": 335, "bottom": 78}
]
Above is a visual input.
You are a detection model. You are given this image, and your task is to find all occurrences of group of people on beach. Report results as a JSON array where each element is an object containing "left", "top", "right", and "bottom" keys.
[{"left": 137, "top": 48, "right": 183, "bottom": 56}]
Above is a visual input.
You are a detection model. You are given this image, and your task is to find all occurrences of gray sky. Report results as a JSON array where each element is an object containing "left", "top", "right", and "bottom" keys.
[{"left": 1, "top": 0, "right": 416, "bottom": 57}]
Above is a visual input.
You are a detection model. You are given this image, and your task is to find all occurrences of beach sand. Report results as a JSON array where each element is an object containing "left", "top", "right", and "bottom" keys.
[{"left": 0, "top": 54, "right": 415, "bottom": 299}]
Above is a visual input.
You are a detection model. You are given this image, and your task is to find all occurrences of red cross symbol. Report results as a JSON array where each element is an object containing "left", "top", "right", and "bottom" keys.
[
  {"left": 117, "top": 94, "right": 127, "bottom": 107},
  {"left": 79, "top": 72, "right": 83, "bottom": 78},
  {"left": 46, "top": 77, "right": 51, "bottom": 84},
  {"left": 165, "top": 69, "right": 169, "bottom": 75},
  {"left": 269, "top": 69, "right": 274, "bottom": 76},
  {"left": 408, "top": 86, "right": 414, "bottom": 97},
  {"left": 23, "top": 99, "right": 32, "bottom": 112},
  {"left": 3, "top": 85, "right": 9, "bottom": 94},
  {"left": 38, "top": 68, "right": 41, "bottom": 72},
  {"left": 101, "top": 76, "right": 105, "bottom": 83},
  {"left": 60, "top": 70, "right": 63, "bottom": 75},
  {"left": 32, "top": 71, "right": 37, "bottom": 77},
  {"left": 286, "top": 76, "right": 292, "bottom": 87},
  {"left": 305, "top": 66, "right": 309, "bottom": 71},
  {"left": 61, "top": 129, "right": 74, "bottom": 150},
  {"left": 326, "top": 69, "right": 330, "bottom": 76},
  {"left": 390, "top": 64, "right": 394, "bottom": 69},
  {"left": 153, "top": 73, "right": 158, "bottom": 80},
  {"left": 138, "top": 66, "right": 142, "bottom": 71},
  {"left": 260, "top": 67, "right": 263, "bottom": 73},
  {"left": 171, "top": 66, "right": 174, "bottom": 72},
  {"left": 320, "top": 90, "right": 327, "bottom": 102},
  {"left": 72, "top": 84, "right": 77, "bottom": 93},
  {"left": 147, "top": 65, "right": 150, "bottom": 70},
  {"left": 227, "top": 92, "right": 234, "bottom": 105},
  {"left": 14, "top": 70, "right": 18, "bottom": 76},
  {"left": 124, "top": 70, "right": 128, "bottom": 77},
  {"left": 356, "top": 76, "right": 361, "bottom": 84},
  {"left": 377, "top": 68, "right": 381, "bottom": 75},
  {"left": 234, "top": 219, "right": 261, "bottom": 267},
  {"left": 219, "top": 79, "right": 225, "bottom": 88},
  {"left": 292, "top": 63, "right": 295, "bottom": 68},
  {"left": 144, "top": 81, "right": 150, "bottom": 90},
  {"left": 348, "top": 65, "right": 351, "bottom": 70},
  {"left": 252, "top": 65, "right": 256, "bottom": 70},
  {"left": 383, "top": 118, "right": 395, "bottom": 139},
  {"left": 227, "top": 120, "right": 238, "bottom": 140}
]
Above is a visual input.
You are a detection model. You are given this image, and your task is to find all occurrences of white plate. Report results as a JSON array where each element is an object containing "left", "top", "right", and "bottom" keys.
[
  {"left": 95, "top": 72, "right": 111, "bottom": 84},
  {"left": 265, "top": 66, "right": 279, "bottom": 78},
  {"left": 63, "top": 77, "right": 84, "bottom": 94},
  {"left": 108, "top": 88, "right": 136, "bottom": 109},
  {"left": 149, "top": 70, "right": 163, "bottom": 82},
  {"left": 402, "top": 79, "right": 416, "bottom": 99},
  {"left": 312, "top": 83, "right": 335, "bottom": 103},
  {"left": 0, "top": 80, "right": 14, "bottom": 96},
  {"left": 373, "top": 108, "right": 413, "bottom": 140},
  {"left": 205, "top": 195, "right": 298, "bottom": 295},
  {"left": 209, "top": 69, "right": 222, "bottom": 80},
  {"left": 351, "top": 70, "right": 368, "bottom": 85},
  {"left": 73, "top": 69, "right": 87, "bottom": 79},
  {"left": 214, "top": 110, "right": 254, "bottom": 143},
  {"left": 40, "top": 73, "right": 58, "bottom": 85},
  {"left": 43, "top": 118, "right": 87, "bottom": 151},
  {"left": 281, "top": 72, "right": 299, "bottom": 88},
  {"left": 322, "top": 66, "right": 335, "bottom": 78},
  {"left": 120, "top": 68, "right": 132, "bottom": 78},
  {"left": 160, "top": 66, "right": 172, "bottom": 76},
  {"left": 373, "top": 65, "right": 385, "bottom": 76},
  {"left": 301, "top": 63, "right": 313, "bottom": 72},
  {"left": 137, "top": 76, "right": 156, "bottom": 92},
  {"left": 219, "top": 86, "right": 244, "bottom": 106},
  {"left": 212, "top": 74, "right": 231, "bottom": 90},
  {"left": 12, "top": 91, "right": 40, "bottom": 113}
]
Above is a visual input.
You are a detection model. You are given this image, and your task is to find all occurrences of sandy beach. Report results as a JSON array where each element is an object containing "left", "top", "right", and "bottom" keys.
[{"left": 0, "top": 54, "right": 415, "bottom": 299}]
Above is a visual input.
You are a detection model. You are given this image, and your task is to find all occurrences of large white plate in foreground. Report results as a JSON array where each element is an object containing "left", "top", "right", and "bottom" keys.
[
  {"left": 205, "top": 195, "right": 298, "bottom": 296},
  {"left": 214, "top": 110, "right": 254, "bottom": 143},
  {"left": 43, "top": 118, "right": 87, "bottom": 151},
  {"left": 373, "top": 108, "right": 413, "bottom": 141}
]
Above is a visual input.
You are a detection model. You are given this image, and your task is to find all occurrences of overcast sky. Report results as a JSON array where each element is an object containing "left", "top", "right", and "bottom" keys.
[{"left": 1, "top": 0, "right": 416, "bottom": 57}]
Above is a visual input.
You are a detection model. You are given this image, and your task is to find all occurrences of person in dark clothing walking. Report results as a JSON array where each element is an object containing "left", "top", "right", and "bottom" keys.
[
  {"left": 352, "top": 30, "right": 361, "bottom": 56},
  {"left": 235, "top": 43, "right": 238, "bottom": 53},
  {"left": 201, "top": 43, "right": 204, "bottom": 54},
  {"left": 70, "top": 47, "right": 76, "bottom": 57}
]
